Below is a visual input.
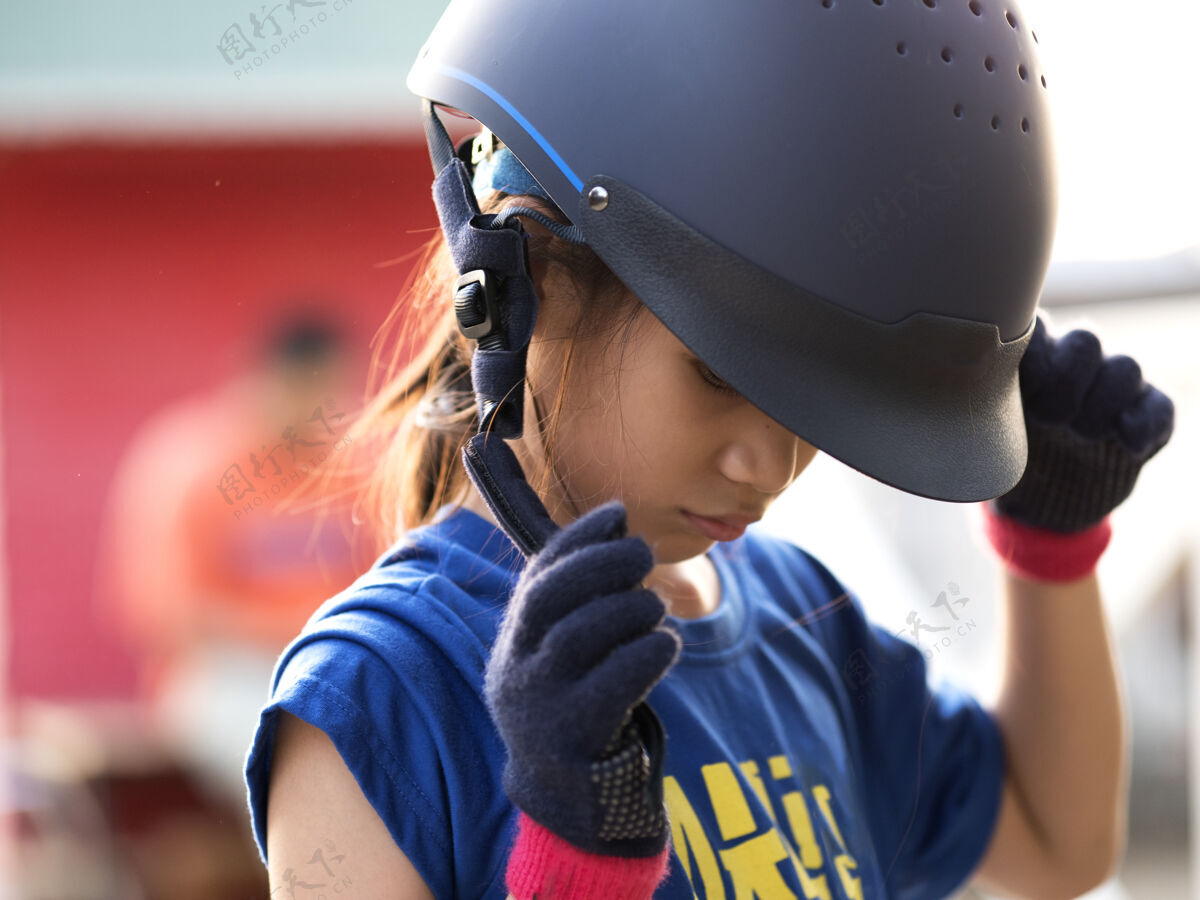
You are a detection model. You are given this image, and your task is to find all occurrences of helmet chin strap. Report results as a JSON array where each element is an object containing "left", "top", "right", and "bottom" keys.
[
  {"left": 422, "top": 100, "right": 572, "bottom": 558},
  {"left": 423, "top": 102, "right": 670, "bottom": 761}
]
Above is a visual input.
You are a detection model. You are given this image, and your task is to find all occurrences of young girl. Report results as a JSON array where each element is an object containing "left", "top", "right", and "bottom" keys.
[{"left": 246, "top": 1, "right": 1174, "bottom": 897}]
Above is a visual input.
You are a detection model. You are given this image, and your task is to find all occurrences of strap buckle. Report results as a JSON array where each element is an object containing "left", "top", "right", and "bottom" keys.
[{"left": 454, "top": 269, "right": 500, "bottom": 342}]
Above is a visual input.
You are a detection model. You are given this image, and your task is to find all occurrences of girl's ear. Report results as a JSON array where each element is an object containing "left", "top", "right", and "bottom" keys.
[
  {"left": 528, "top": 253, "right": 551, "bottom": 307},
  {"left": 524, "top": 251, "right": 576, "bottom": 343}
]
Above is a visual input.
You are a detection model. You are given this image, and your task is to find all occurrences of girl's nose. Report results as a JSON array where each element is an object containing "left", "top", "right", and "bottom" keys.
[{"left": 717, "top": 410, "right": 803, "bottom": 496}]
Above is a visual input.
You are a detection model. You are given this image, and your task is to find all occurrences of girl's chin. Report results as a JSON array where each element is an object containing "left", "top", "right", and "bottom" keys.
[{"left": 642, "top": 531, "right": 715, "bottom": 567}]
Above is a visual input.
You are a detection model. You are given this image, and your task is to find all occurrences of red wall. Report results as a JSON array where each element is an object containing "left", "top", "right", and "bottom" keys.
[{"left": 0, "top": 139, "right": 436, "bottom": 702}]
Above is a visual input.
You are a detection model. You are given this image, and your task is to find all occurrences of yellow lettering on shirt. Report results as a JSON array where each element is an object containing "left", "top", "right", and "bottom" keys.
[
  {"left": 813, "top": 784, "right": 864, "bottom": 900},
  {"left": 739, "top": 760, "right": 777, "bottom": 821},
  {"left": 705, "top": 758, "right": 833, "bottom": 900},
  {"left": 768, "top": 757, "right": 820, "bottom": 867},
  {"left": 779, "top": 790, "right": 834, "bottom": 899},
  {"left": 663, "top": 756, "right": 864, "bottom": 900},
  {"left": 834, "top": 855, "right": 865, "bottom": 900},
  {"left": 719, "top": 830, "right": 800, "bottom": 900},
  {"left": 767, "top": 754, "right": 793, "bottom": 780},
  {"left": 664, "top": 775, "right": 727, "bottom": 899},
  {"left": 812, "top": 786, "right": 847, "bottom": 850},
  {"left": 702, "top": 762, "right": 758, "bottom": 841}
]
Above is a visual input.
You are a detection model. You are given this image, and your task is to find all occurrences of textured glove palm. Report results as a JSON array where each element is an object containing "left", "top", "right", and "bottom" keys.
[
  {"left": 484, "top": 501, "right": 682, "bottom": 858},
  {"left": 994, "top": 315, "right": 1175, "bottom": 533}
]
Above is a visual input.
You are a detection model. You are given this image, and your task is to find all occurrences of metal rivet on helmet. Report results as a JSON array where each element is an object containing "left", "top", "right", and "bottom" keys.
[{"left": 587, "top": 186, "right": 610, "bottom": 212}]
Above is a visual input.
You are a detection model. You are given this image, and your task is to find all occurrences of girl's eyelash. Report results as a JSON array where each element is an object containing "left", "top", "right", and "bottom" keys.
[{"left": 696, "top": 361, "right": 740, "bottom": 396}]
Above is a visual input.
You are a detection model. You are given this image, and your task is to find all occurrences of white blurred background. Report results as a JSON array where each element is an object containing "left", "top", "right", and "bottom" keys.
[{"left": 1, "top": 1, "right": 1197, "bottom": 898}]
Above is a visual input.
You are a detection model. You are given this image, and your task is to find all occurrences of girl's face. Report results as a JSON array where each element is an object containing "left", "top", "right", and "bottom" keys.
[{"left": 524, "top": 280, "right": 818, "bottom": 565}]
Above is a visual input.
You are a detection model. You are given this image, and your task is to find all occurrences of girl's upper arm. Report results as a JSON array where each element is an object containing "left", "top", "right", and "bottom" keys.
[{"left": 266, "top": 710, "right": 435, "bottom": 900}]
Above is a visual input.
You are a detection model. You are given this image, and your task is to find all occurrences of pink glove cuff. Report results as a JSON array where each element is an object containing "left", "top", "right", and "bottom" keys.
[
  {"left": 506, "top": 812, "right": 671, "bottom": 900},
  {"left": 980, "top": 502, "right": 1112, "bottom": 583}
]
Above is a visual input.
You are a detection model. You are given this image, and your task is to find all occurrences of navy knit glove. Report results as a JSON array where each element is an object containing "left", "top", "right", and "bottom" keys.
[
  {"left": 993, "top": 315, "right": 1175, "bottom": 533},
  {"left": 484, "top": 501, "right": 682, "bottom": 858}
]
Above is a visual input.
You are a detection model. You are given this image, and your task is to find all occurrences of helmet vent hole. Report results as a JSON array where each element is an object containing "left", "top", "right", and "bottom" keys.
[
  {"left": 923, "top": 0, "right": 936, "bottom": 8},
  {"left": 1032, "top": 30, "right": 1039, "bottom": 43},
  {"left": 1041, "top": 74, "right": 1048, "bottom": 88},
  {"left": 984, "top": 56, "right": 995, "bottom": 72},
  {"left": 991, "top": 115, "right": 1001, "bottom": 131},
  {"left": 969, "top": 0, "right": 982, "bottom": 15},
  {"left": 872, "top": 0, "right": 884, "bottom": 6},
  {"left": 821, "top": 0, "right": 833, "bottom": 8},
  {"left": 1021, "top": 118, "right": 1030, "bottom": 133},
  {"left": 896, "top": 41, "right": 908, "bottom": 55},
  {"left": 953, "top": 103, "right": 965, "bottom": 119},
  {"left": 941, "top": 47, "right": 954, "bottom": 63},
  {"left": 1006, "top": 10, "right": 1018, "bottom": 28},
  {"left": 1018, "top": 63, "right": 1028, "bottom": 80}
]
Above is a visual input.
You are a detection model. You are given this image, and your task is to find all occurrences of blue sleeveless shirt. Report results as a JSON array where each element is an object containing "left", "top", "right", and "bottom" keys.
[{"left": 245, "top": 507, "right": 1003, "bottom": 898}]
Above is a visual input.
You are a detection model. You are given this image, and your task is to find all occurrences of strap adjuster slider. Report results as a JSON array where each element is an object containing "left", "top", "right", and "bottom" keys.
[{"left": 454, "top": 269, "right": 500, "bottom": 341}]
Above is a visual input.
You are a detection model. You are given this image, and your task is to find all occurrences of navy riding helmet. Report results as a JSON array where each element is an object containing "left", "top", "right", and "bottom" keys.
[{"left": 407, "top": 0, "right": 1057, "bottom": 523}]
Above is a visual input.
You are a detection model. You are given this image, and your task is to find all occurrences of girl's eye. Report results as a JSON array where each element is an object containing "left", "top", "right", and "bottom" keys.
[{"left": 695, "top": 361, "right": 740, "bottom": 396}]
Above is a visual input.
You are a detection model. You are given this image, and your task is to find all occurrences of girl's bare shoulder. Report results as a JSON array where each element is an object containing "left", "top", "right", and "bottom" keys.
[{"left": 266, "top": 711, "right": 435, "bottom": 900}]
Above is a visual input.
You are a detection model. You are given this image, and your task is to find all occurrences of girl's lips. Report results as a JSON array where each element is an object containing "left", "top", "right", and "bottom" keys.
[{"left": 683, "top": 511, "right": 749, "bottom": 542}]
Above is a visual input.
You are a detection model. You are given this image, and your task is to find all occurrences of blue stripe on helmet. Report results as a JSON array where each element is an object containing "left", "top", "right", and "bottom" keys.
[{"left": 434, "top": 63, "right": 584, "bottom": 193}]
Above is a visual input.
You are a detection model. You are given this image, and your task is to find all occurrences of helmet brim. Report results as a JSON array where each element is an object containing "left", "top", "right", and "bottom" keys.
[{"left": 577, "top": 175, "right": 1033, "bottom": 503}]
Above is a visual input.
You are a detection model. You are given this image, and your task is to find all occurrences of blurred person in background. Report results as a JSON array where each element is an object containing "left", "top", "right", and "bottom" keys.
[{"left": 97, "top": 307, "right": 369, "bottom": 808}]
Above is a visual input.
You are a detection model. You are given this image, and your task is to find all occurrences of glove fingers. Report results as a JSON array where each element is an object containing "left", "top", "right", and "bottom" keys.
[
  {"left": 539, "top": 589, "right": 667, "bottom": 681},
  {"left": 529, "top": 500, "right": 629, "bottom": 575},
  {"left": 525, "top": 536, "right": 655, "bottom": 604},
  {"left": 580, "top": 628, "right": 682, "bottom": 719},
  {"left": 1075, "top": 355, "right": 1144, "bottom": 440},
  {"left": 507, "top": 537, "right": 655, "bottom": 655},
  {"left": 1117, "top": 383, "right": 1175, "bottom": 459},
  {"left": 1017, "top": 315, "right": 1053, "bottom": 404},
  {"left": 1023, "top": 328, "right": 1104, "bottom": 425}
]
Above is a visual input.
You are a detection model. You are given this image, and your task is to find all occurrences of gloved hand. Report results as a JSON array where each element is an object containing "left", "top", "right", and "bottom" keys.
[
  {"left": 993, "top": 315, "right": 1175, "bottom": 533},
  {"left": 485, "top": 500, "right": 682, "bottom": 862}
]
